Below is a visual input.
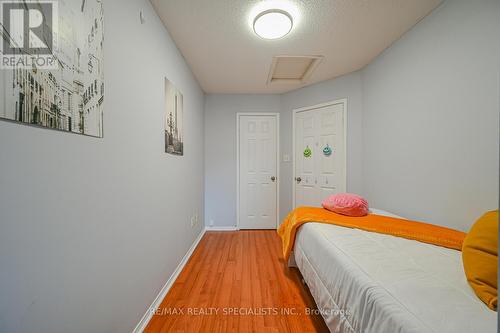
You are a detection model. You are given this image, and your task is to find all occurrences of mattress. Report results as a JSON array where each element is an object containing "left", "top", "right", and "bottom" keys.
[{"left": 293, "top": 211, "right": 497, "bottom": 333}]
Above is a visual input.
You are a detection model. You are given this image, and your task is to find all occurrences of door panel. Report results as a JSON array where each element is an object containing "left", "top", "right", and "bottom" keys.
[
  {"left": 239, "top": 115, "right": 277, "bottom": 229},
  {"left": 294, "top": 103, "right": 346, "bottom": 207},
  {"left": 295, "top": 110, "right": 316, "bottom": 207}
]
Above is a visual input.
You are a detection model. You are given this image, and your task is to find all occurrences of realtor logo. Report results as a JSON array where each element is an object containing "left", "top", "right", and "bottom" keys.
[{"left": 1, "top": 0, "right": 58, "bottom": 69}]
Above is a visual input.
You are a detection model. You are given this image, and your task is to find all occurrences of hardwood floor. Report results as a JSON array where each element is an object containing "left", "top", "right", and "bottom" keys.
[{"left": 145, "top": 230, "right": 329, "bottom": 333}]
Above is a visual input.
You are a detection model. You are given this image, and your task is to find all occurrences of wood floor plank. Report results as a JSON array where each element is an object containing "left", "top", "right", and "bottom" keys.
[{"left": 145, "top": 231, "right": 329, "bottom": 333}]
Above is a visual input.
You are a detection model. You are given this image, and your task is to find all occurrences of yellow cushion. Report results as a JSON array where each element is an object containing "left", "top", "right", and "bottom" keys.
[{"left": 462, "top": 210, "right": 498, "bottom": 310}]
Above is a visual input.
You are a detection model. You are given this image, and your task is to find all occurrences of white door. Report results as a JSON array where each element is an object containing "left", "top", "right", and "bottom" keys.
[
  {"left": 294, "top": 102, "right": 346, "bottom": 207},
  {"left": 239, "top": 114, "right": 278, "bottom": 229}
]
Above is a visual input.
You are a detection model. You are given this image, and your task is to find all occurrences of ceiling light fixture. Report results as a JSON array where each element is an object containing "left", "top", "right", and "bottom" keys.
[{"left": 253, "top": 9, "right": 293, "bottom": 40}]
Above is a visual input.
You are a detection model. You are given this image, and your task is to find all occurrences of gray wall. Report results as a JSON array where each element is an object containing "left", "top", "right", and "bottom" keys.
[
  {"left": 0, "top": 1, "right": 205, "bottom": 332},
  {"left": 204, "top": 94, "right": 281, "bottom": 228},
  {"left": 204, "top": 0, "right": 499, "bottom": 231},
  {"left": 362, "top": 0, "right": 500, "bottom": 231},
  {"left": 204, "top": 73, "right": 363, "bottom": 227}
]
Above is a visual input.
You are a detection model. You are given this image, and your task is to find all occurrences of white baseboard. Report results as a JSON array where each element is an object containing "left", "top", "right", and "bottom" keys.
[
  {"left": 205, "top": 226, "right": 238, "bottom": 231},
  {"left": 132, "top": 227, "right": 206, "bottom": 333}
]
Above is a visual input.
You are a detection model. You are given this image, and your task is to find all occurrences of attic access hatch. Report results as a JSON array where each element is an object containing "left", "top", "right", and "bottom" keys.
[{"left": 267, "top": 56, "right": 323, "bottom": 84}]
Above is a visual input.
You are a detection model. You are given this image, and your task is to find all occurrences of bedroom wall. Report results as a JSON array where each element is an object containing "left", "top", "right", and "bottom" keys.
[
  {"left": 0, "top": 1, "right": 205, "bottom": 332},
  {"left": 204, "top": 0, "right": 499, "bottom": 232},
  {"left": 204, "top": 72, "right": 363, "bottom": 227},
  {"left": 361, "top": 0, "right": 500, "bottom": 231},
  {"left": 204, "top": 94, "right": 281, "bottom": 228}
]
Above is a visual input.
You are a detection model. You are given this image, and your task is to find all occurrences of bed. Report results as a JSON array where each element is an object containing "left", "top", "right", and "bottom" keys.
[{"left": 291, "top": 209, "right": 497, "bottom": 333}]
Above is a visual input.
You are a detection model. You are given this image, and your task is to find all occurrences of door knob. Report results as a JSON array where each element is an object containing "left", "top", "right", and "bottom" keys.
[
  {"left": 295, "top": 177, "right": 302, "bottom": 183},
  {"left": 271, "top": 176, "right": 276, "bottom": 182}
]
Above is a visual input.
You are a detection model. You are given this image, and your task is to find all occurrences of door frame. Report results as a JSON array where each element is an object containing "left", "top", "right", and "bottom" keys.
[
  {"left": 292, "top": 99, "right": 347, "bottom": 208},
  {"left": 236, "top": 113, "right": 280, "bottom": 230}
]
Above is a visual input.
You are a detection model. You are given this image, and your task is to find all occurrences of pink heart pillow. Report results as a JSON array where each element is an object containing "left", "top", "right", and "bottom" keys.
[{"left": 322, "top": 193, "right": 369, "bottom": 217}]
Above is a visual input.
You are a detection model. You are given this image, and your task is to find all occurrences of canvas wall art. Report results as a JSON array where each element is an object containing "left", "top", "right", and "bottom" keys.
[
  {"left": 0, "top": 0, "right": 104, "bottom": 138},
  {"left": 164, "top": 78, "right": 184, "bottom": 155}
]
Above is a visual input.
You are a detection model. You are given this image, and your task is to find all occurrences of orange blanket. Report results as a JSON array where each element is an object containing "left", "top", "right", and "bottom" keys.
[{"left": 278, "top": 207, "right": 466, "bottom": 260}]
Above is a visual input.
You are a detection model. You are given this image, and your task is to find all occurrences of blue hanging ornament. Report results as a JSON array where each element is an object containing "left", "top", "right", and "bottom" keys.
[{"left": 323, "top": 144, "right": 332, "bottom": 156}]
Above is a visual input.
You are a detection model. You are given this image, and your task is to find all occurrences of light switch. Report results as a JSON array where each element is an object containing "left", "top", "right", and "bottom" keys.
[{"left": 283, "top": 154, "right": 291, "bottom": 162}]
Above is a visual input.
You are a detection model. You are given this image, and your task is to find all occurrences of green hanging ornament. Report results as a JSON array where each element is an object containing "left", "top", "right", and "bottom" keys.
[{"left": 303, "top": 145, "right": 312, "bottom": 158}]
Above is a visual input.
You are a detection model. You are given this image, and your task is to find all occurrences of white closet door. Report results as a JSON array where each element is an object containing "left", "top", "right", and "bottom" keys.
[
  {"left": 239, "top": 115, "right": 278, "bottom": 229},
  {"left": 294, "top": 102, "right": 346, "bottom": 207}
]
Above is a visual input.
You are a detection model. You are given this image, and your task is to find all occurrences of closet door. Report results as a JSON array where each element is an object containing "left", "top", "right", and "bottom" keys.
[
  {"left": 294, "top": 102, "right": 346, "bottom": 207},
  {"left": 239, "top": 114, "right": 278, "bottom": 229}
]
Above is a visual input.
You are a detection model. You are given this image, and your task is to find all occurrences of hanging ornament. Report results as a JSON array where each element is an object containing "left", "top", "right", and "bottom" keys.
[
  {"left": 323, "top": 144, "right": 332, "bottom": 156},
  {"left": 303, "top": 146, "right": 312, "bottom": 158}
]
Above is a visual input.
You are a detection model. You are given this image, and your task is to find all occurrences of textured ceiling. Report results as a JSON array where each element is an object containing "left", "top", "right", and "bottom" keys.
[{"left": 150, "top": 0, "right": 442, "bottom": 94}]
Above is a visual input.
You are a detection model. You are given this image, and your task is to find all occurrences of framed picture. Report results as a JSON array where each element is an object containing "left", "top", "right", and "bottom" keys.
[
  {"left": 0, "top": 0, "right": 105, "bottom": 138},
  {"left": 164, "top": 78, "right": 183, "bottom": 155}
]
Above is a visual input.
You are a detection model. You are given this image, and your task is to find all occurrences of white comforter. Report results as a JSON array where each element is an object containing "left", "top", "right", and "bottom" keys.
[{"left": 293, "top": 218, "right": 497, "bottom": 333}]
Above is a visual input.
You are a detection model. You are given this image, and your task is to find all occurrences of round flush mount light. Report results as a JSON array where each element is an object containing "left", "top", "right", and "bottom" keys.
[{"left": 253, "top": 9, "right": 293, "bottom": 40}]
